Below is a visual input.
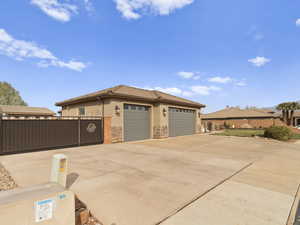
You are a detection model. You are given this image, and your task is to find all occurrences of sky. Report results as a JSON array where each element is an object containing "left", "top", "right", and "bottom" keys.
[{"left": 0, "top": 0, "right": 300, "bottom": 113}]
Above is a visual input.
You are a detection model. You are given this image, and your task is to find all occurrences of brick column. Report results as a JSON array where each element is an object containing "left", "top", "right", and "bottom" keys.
[{"left": 103, "top": 117, "right": 112, "bottom": 144}]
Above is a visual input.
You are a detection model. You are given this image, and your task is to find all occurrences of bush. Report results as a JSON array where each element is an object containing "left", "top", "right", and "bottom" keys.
[{"left": 264, "top": 126, "right": 293, "bottom": 141}]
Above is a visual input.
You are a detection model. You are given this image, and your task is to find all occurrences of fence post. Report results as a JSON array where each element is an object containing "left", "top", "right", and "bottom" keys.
[
  {"left": 0, "top": 116, "right": 2, "bottom": 154},
  {"left": 78, "top": 117, "right": 81, "bottom": 146}
]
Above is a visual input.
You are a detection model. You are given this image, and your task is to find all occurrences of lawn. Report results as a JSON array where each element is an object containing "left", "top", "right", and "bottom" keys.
[
  {"left": 214, "top": 128, "right": 300, "bottom": 140},
  {"left": 292, "top": 133, "right": 300, "bottom": 139},
  {"left": 213, "top": 129, "right": 264, "bottom": 137}
]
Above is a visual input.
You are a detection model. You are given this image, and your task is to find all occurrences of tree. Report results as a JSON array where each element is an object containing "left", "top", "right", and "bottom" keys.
[
  {"left": 0, "top": 82, "right": 27, "bottom": 106},
  {"left": 276, "top": 102, "right": 300, "bottom": 126}
]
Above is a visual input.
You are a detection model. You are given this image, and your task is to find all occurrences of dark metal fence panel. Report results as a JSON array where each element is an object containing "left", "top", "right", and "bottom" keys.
[
  {"left": 0, "top": 117, "right": 2, "bottom": 154},
  {"left": 80, "top": 120, "right": 103, "bottom": 145},
  {"left": 0, "top": 118, "right": 103, "bottom": 154}
]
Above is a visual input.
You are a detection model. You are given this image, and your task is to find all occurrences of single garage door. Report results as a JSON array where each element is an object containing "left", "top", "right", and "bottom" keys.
[
  {"left": 124, "top": 104, "right": 150, "bottom": 142},
  {"left": 169, "top": 107, "right": 195, "bottom": 137}
]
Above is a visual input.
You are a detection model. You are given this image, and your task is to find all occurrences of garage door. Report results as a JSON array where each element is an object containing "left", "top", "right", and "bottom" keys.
[
  {"left": 124, "top": 104, "right": 150, "bottom": 142},
  {"left": 169, "top": 107, "right": 195, "bottom": 137}
]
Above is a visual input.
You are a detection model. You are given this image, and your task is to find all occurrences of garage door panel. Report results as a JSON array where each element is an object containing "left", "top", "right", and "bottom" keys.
[
  {"left": 169, "top": 108, "right": 195, "bottom": 137},
  {"left": 124, "top": 104, "right": 150, "bottom": 142}
]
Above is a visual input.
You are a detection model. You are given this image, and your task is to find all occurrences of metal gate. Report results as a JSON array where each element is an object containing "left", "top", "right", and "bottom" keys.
[
  {"left": 169, "top": 107, "right": 195, "bottom": 137},
  {"left": 0, "top": 117, "right": 103, "bottom": 154},
  {"left": 124, "top": 104, "right": 150, "bottom": 142}
]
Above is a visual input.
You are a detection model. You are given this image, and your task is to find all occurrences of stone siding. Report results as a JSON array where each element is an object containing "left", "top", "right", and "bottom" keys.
[
  {"left": 153, "top": 126, "right": 168, "bottom": 139},
  {"left": 111, "top": 126, "right": 122, "bottom": 143}
]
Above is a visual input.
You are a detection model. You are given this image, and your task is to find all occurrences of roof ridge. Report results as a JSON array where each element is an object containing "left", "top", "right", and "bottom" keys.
[
  {"left": 111, "top": 85, "right": 124, "bottom": 93},
  {"left": 152, "top": 90, "right": 161, "bottom": 99}
]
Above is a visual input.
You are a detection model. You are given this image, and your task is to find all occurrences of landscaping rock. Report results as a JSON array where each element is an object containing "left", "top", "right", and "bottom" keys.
[{"left": 0, "top": 163, "right": 17, "bottom": 191}]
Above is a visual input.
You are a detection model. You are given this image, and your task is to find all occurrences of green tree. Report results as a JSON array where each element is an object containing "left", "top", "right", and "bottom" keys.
[
  {"left": 0, "top": 82, "right": 27, "bottom": 106},
  {"left": 276, "top": 102, "right": 300, "bottom": 126}
]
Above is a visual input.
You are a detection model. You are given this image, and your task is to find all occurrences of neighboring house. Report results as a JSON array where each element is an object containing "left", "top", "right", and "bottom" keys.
[
  {"left": 293, "top": 111, "right": 300, "bottom": 126},
  {"left": 56, "top": 85, "right": 205, "bottom": 143},
  {"left": 0, "top": 105, "right": 55, "bottom": 118},
  {"left": 202, "top": 107, "right": 283, "bottom": 130}
]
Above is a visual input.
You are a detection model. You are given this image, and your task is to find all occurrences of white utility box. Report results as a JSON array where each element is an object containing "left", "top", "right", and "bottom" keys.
[
  {"left": 0, "top": 183, "right": 75, "bottom": 225},
  {"left": 50, "top": 154, "right": 68, "bottom": 187}
]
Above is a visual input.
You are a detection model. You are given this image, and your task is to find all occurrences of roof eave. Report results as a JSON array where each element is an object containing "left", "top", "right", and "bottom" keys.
[{"left": 56, "top": 93, "right": 205, "bottom": 108}]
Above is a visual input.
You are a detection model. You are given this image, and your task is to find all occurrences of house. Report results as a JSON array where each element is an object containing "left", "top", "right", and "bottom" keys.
[
  {"left": 56, "top": 85, "right": 205, "bottom": 143},
  {"left": 293, "top": 111, "right": 300, "bottom": 126},
  {"left": 202, "top": 107, "right": 283, "bottom": 130},
  {"left": 0, "top": 105, "right": 55, "bottom": 119}
]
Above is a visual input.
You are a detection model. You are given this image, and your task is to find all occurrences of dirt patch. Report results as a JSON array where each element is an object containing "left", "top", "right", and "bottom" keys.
[{"left": 0, "top": 163, "right": 18, "bottom": 191}]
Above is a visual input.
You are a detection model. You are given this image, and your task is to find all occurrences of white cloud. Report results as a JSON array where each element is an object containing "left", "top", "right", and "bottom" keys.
[
  {"left": 83, "top": 0, "right": 94, "bottom": 12},
  {"left": 31, "top": 0, "right": 78, "bottom": 22},
  {"left": 248, "top": 56, "right": 271, "bottom": 67},
  {"left": 247, "top": 25, "right": 264, "bottom": 41},
  {"left": 208, "top": 76, "right": 232, "bottom": 84},
  {"left": 190, "top": 85, "right": 221, "bottom": 96},
  {"left": 296, "top": 19, "right": 300, "bottom": 27},
  {"left": 177, "top": 71, "right": 200, "bottom": 80},
  {"left": 144, "top": 84, "right": 222, "bottom": 97},
  {"left": 115, "top": 0, "right": 194, "bottom": 19},
  {"left": 235, "top": 80, "right": 247, "bottom": 86},
  {"left": 147, "top": 87, "right": 183, "bottom": 95},
  {"left": 0, "top": 29, "right": 86, "bottom": 71}
]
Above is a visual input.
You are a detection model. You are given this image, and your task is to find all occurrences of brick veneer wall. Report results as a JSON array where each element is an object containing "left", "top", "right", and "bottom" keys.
[
  {"left": 103, "top": 117, "right": 112, "bottom": 144},
  {"left": 202, "top": 118, "right": 284, "bottom": 130}
]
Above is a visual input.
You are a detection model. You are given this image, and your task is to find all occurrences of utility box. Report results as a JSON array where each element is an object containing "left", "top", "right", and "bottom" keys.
[
  {"left": 0, "top": 183, "right": 75, "bottom": 225},
  {"left": 50, "top": 154, "right": 68, "bottom": 187}
]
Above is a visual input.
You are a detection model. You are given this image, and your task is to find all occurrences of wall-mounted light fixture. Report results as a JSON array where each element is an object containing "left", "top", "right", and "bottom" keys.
[
  {"left": 115, "top": 105, "right": 121, "bottom": 115},
  {"left": 163, "top": 108, "right": 167, "bottom": 117}
]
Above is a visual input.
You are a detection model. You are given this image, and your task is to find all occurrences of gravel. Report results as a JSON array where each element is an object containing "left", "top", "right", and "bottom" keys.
[{"left": 0, "top": 163, "right": 18, "bottom": 191}]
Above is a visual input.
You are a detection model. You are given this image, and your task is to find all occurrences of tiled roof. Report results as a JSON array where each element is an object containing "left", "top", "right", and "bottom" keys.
[
  {"left": 56, "top": 85, "right": 205, "bottom": 108},
  {"left": 0, "top": 105, "right": 55, "bottom": 116},
  {"left": 202, "top": 107, "right": 277, "bottom": 119}
]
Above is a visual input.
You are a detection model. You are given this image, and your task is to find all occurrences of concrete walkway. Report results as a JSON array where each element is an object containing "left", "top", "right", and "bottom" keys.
[{"left": 1, "top": 135, "right": 300, "bottom": 225}]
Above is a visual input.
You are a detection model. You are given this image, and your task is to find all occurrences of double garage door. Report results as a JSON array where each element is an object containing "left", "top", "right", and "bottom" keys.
[
  {"left": 124, "top": 104, "right": 196, "bottom": 141},
  {"left": 169, "top": 107, "right": 196, "bottom": 137}
]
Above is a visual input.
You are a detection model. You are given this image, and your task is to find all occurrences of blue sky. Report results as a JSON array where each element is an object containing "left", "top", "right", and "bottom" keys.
[{"left": 0, "top": 0, "right": 300, "bottom": 113}]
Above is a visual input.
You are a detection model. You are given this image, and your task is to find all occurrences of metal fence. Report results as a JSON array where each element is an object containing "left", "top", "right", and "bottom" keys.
[{"left": 0, "top": 117, "right": 103, "bottom": 154}]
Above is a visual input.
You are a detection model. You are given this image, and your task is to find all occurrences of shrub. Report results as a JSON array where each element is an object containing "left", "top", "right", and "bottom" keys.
[{"left": 264, "top": 126, "right": 293, "bottom": 141}]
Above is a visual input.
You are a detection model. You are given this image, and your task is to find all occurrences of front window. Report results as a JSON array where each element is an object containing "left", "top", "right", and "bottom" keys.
[{"left": 79, "top": 107, "right": 85, "bottom": 116}]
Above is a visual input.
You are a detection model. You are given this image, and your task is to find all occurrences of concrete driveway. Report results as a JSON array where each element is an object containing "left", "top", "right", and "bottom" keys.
[{"left": 1, "top": 134, "right": 300, "bottom": 225}]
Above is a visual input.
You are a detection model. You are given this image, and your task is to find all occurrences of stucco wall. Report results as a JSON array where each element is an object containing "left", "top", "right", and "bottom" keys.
[{"left": 61, "top": 101, "right": 102, "bottom": 117}]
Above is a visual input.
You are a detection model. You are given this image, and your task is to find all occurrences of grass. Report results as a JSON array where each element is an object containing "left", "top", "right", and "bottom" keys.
[
  {"left": 214, "top": 128, "right": 300, "bottom": 140},
  {"left": 213, "top": 129, "right": 264, "bottom": 137},
  {"left": 292, "top": 133, "right": 300, "bottom": 140}
]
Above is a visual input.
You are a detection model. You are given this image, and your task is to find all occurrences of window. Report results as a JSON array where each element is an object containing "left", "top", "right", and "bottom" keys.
[{"left": 79, "top": 107, "right": 85, "bottom": 116}]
